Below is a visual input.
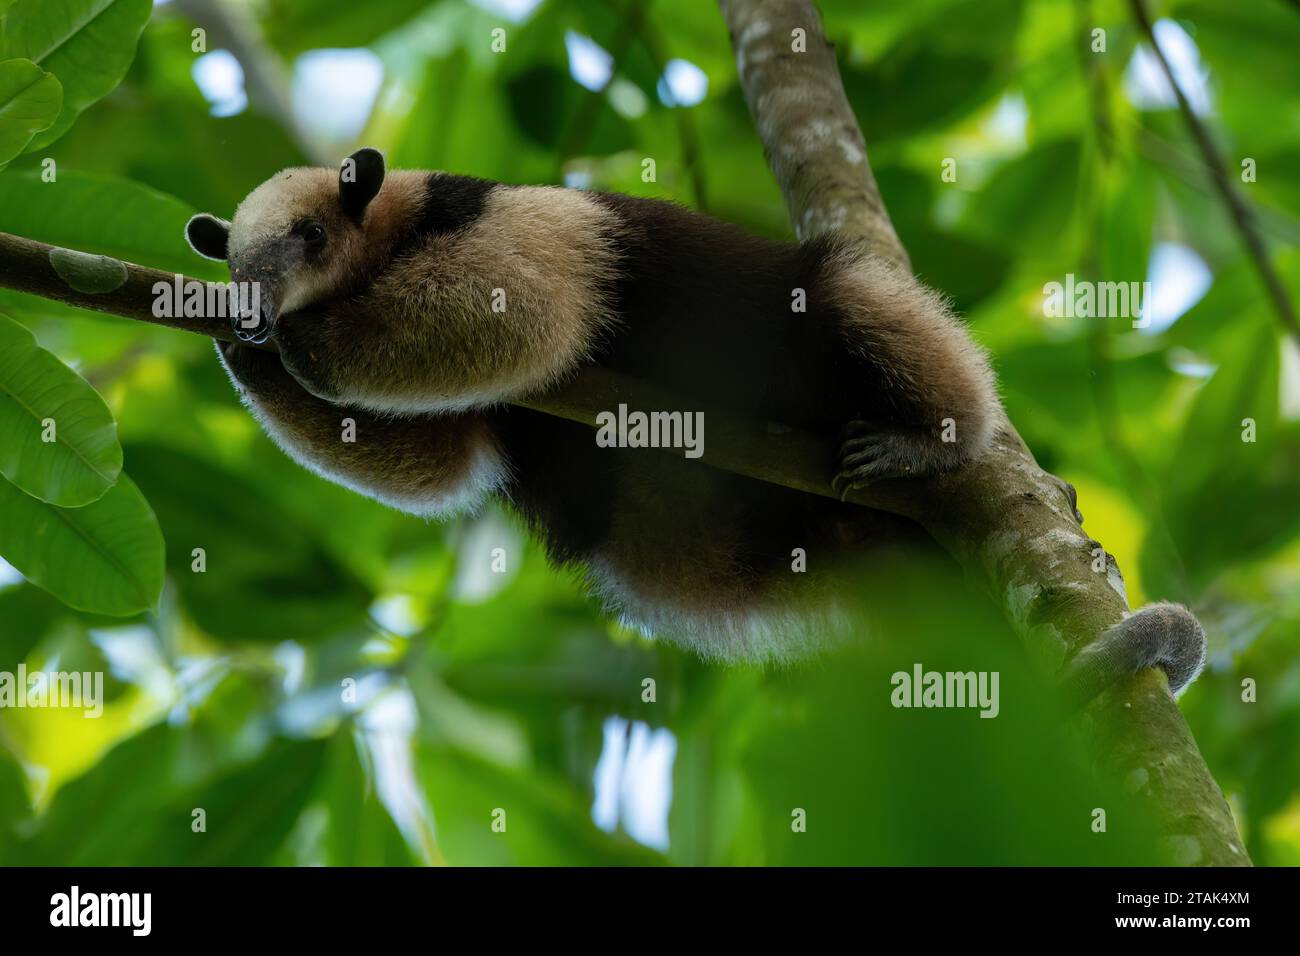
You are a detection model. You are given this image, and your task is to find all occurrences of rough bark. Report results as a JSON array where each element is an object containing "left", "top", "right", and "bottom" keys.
[
  {"left": 720, "top": 1, "right": 908, "bottom": 264},
  {"left": 0, "top": 0, "right": 1247, "bottom": 864},
  {"left": 717, "top": 0, "right": 1246, "bottom": 865},
  {"left": 1127, "top": 0, "right": 1299, "bottom": 348}
]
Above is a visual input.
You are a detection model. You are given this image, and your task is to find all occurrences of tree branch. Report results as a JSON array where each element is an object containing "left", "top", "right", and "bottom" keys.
[
  {"left": 0, "top": 230, "right": 911, "bottom": 513},
  {"left": 718, "top": 0, "right": 1246, "bottom": 865},
  {"left": 1128, "top": 0, "right": 1300, "bottom": 347},
  {"left": 718, "top": 0, "right": 908, "bottom": 264},
  {"left": 0, "top": 233, "right": 230, "bottom": 341},
  {"left": 0, "top": 0, "right": 1248, "bottom": 864}
]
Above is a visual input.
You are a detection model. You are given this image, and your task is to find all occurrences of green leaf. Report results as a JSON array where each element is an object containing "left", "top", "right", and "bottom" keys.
[
  {"left": 390, "top": 49, "right": 554, "bottom": 185},
  {"left": 124, "top": 443, "right": 373, "bottom": 643},
  {"left": 1100, "top": 160, "right": 1156, "bottom": 286},
  {"left": 841, "top": 49, "right": 1000, "bottom": 143},
  {"left": 997, "top": 339, "right": 1174, "bottom": 458},
  {"left": 838, "top": 0, "right": 1023, "bottom": 143},
  {"left": 18, "top": 723, "right": 327, "bottom": 865},
  {"left": 0, "top": 748, "right": 29, "bottom": 864},
  {"left": 0, "top": 311, "right": 121, "bottom": 506},
  {"left": 0, "top": 169, "right": 221, "bottom": 277},
  {"left": 0, "top": 0, "right": 152, "bottom": 151},
  {"left": 321, "top": 731, "right": 417, "bottom": 866},
  {"left": 1143, "top": 320, "right": 1293, "bottom": 595},
  {"left": 176, "top": 738, "right": 328, "bottom": 866},
  {"left": 263, "top": 0, "right": 431, "bottom": 56},
  {"left": 961, "top": 139, "right": 1082, "bottom": 254},
  {"left": 1165, "top": 326, "right": 1278, "bottom": 506},
  {"left": 0, "top": 57, "right": 59, "bottom": 162},
  {"left": 0, "top": 583, "right": 66, "bottom": 664},
  {"left": 0, "top": 471, "right": 163, "bottom": 615},
  {"left": 417, "top": 745, "right": 663, "bottom": 866}
]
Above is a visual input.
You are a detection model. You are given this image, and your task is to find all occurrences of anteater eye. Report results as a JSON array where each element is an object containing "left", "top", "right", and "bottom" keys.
[{"left": 300, "top": 222, "right": 326, "bottom": 244}]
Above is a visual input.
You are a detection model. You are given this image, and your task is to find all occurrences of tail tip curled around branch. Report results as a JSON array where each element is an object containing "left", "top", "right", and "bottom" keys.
[
  {"left": 1140, "top": 601, "right": 1209, "bottom": 694},
  {"left": 1058, "top": 601, "right": 1207, "bottom": 710}
]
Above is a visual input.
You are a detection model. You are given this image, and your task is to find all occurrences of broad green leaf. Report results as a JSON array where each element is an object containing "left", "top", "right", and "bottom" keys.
[
  {"left": 18, "top": 722, "right": 327, "bottom": 865},
  {"left": 1100, "top": 160, "right": 1156, "bottom": 287},
  {"left": 996, "top": 339, "right": 1174, "bottom": 452},
  {"left": 961, "top": 139, "right": 1082, "bottom": 255},
  {"left": 0, "top": 582, "right": 66, "bottom": 664},
  {"left": 0, "top": 311, "right": 121, "bottom": 506},
  {"left": 1142, "top": 319, "right": 1293, "bottom": 595},
  {"left": 0, "top": 471, "right": 163, "bottom": 615},
  {"left": 841, "top": 49, "right": 1000, "bottom": 143},
  {"left": 321, "top": 731, "right": 417, "bottom": 866},
  {"left": 125, "top": 442, "right": 373, "bottom": 643},
  {"left": 1164, "top": 322, "right": 1279, "bottom": 506},
  {"left": 263, "top": 0, "right": 431, "bottom": 56},
  {"left": 15, "top": 14, "right": 309, "bottom": 215},
  {"left": 508, "top": 64, "right": 636, "bottom": 152},
  {"left": 0, "top": 0, "right": 152, "bottom": 151},
  {"left": 838, "top": 0, "right": 1023, "bottom": 143},
  {"left": 0, "top": 57, "right": 59, "bottom": 162},
  {"left": 1165, "top": 259, "right": 1266, "bottom": 352},
  {"left": 0, "top": 169, "right": 221, "bottom": 277}
]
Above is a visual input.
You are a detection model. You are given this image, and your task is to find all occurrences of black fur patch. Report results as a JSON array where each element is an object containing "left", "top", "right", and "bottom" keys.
[
  {"left": 586, "top": 191, "right": 852, "bottom": 432},
  {"left": 410, "top": 173, "right": 496, "bottom": 239}
]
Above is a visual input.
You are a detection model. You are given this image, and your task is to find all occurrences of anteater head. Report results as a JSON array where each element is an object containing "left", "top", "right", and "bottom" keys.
[{"left": 185, "top": 147, "right": 386, "bottom": 343}]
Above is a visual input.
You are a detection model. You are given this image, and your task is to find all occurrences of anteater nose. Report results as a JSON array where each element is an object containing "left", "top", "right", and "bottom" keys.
[{"left": 232, "top": 313, "right": 272, "bottom": 344}]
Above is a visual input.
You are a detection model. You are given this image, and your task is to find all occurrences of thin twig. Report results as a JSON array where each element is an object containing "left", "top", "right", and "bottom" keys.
[
  {"left": 1129, "top": 0, "right": 1300, "bottom": 346},
  {"left": 1133, "top": 126, "right": 1300, "bottom": 247},
  {"left": 0, "top": 230, "right": 913, "bottom": 516},
  {"left": 1074, "top": 0, "right": 1193, "bottom": 600}
]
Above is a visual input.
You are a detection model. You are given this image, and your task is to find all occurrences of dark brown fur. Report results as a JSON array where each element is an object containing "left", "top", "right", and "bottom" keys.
[{"left": 192, "top": 150, "right": 1002, "bottom": 662}]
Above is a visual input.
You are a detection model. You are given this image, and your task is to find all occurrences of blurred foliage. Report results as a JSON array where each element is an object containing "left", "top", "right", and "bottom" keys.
[{"left": 0, "top": 0, "right": 1298, "bottom": 865}]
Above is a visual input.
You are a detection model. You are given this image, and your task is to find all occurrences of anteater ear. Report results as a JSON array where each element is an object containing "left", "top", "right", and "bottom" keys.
[
  {"left": 186, "top": 214, "right": 231, "bottom": 261},
  {"left": 339, "top": 147, "right": 385, "bottom": 222}
]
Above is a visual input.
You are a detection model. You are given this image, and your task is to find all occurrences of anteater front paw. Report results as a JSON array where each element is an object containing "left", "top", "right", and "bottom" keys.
[
  {"left": 217, "top": 340, "right": 281, "bottom": 389},
  {"left": 273, "top": 314, "right": 344, "bottom": 403},
  {"left": 830, "top": 419, "right": 962, "bottom": 499}
]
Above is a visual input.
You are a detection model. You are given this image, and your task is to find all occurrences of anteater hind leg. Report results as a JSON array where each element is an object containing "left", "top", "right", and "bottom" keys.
[{"left": 818, "top": 249, "right": 1000, "bottom": 493}]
